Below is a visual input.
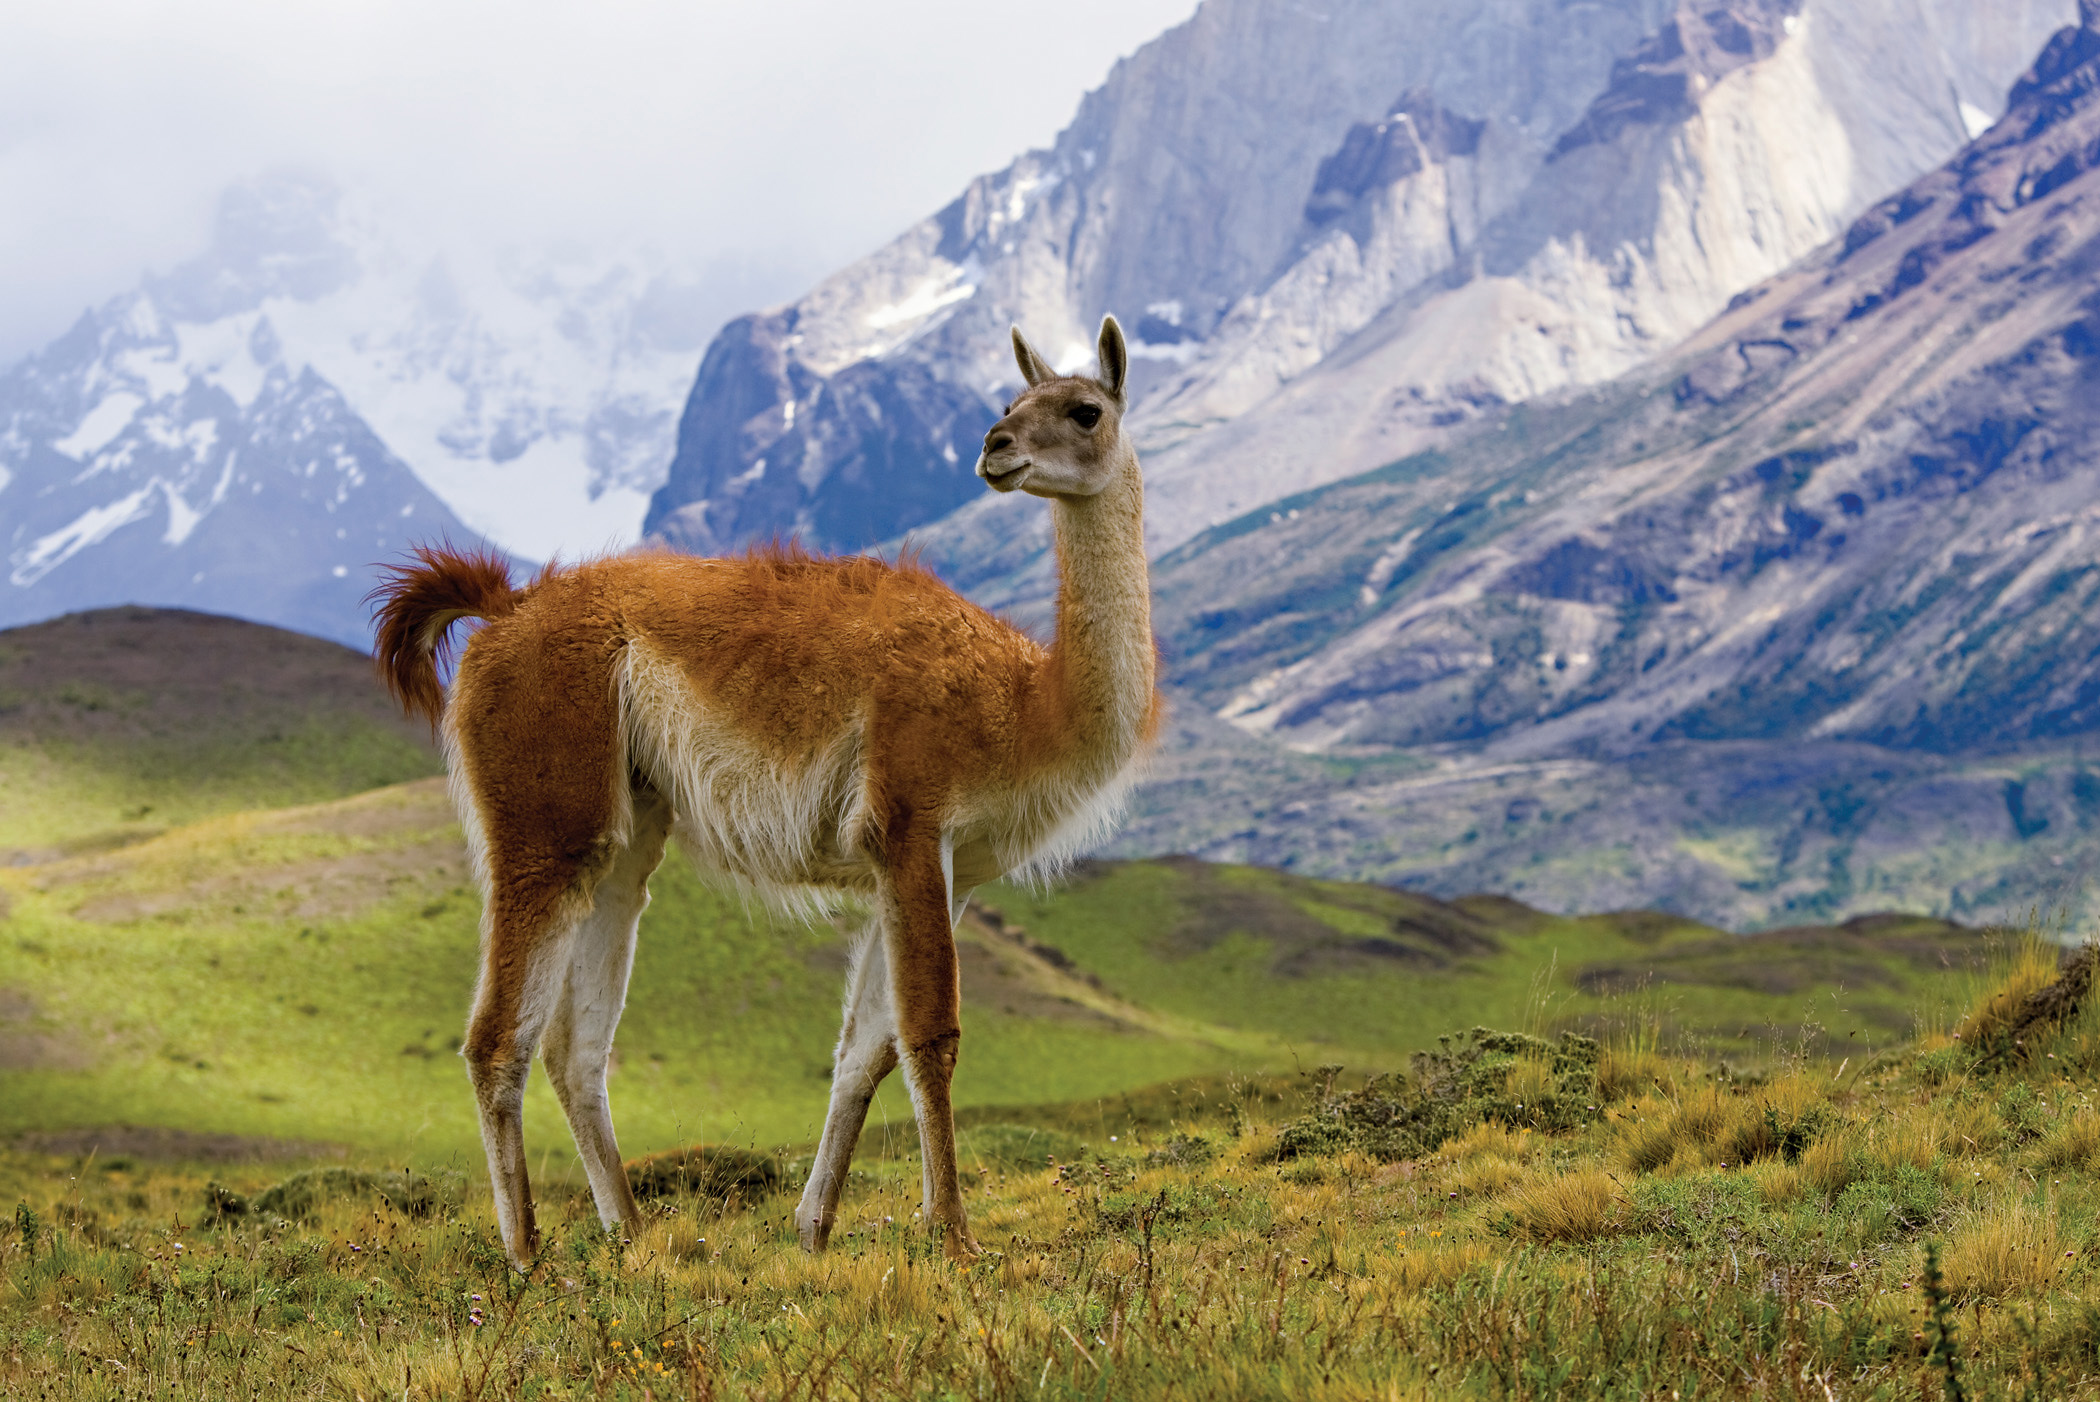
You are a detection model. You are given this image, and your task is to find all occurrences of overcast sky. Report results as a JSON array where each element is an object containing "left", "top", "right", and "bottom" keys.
[{"left": 0, "top": 0, "right": 1202, "bottom": 367}]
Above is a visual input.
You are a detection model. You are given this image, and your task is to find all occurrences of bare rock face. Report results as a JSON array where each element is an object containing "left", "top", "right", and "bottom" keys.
[
  {"left": 1119, "top": 4, "right": 2100, "bottom": 927},
  {"left": 647, "top": 0, "right": 2070, "bottom": 564}
]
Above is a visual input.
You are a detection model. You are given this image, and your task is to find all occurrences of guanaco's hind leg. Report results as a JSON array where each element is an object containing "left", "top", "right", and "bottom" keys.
[
  {"left": 462, "top": 855, "right": 593, "bottom": 1271},
  {"left": 883, "top": 819, "right": 980, "bottom": 1258},
  {"left": 542, "top": 785, "right": 673, "bottom": 1243},
  {"left": 796, "top": 925, "right": 900, "bottom": 1251}
]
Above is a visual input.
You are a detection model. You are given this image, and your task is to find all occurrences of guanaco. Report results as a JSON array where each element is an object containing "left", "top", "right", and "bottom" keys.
[{"left": 370, "top": 316, "right": 1157, "bottom": 1268}]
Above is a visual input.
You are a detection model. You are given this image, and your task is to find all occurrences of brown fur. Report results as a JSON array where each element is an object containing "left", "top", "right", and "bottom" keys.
[
  {"left": 367, "top": 542, "right": 518, "bottom": 728},
  {"left": 368, "top": 317, "right": 1158, "bottom": 1269}
]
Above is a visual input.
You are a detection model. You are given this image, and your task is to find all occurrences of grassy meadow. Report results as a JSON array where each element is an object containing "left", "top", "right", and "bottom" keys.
[
  {"left": 6, "top": 606, "right": 2094, "bottom": 1396},
  {"left": 10, "top": 945, "right": 2100, "bottom": 1398}
]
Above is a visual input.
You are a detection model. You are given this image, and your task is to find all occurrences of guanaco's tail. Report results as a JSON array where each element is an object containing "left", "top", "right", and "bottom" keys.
[{"left": 367, "top": 543, "right": 519, "bottom": 727}]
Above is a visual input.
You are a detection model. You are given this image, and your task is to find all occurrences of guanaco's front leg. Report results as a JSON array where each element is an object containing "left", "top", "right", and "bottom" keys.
[{"left": 881, "top": 818, "right": 980, "bottom": 1259}]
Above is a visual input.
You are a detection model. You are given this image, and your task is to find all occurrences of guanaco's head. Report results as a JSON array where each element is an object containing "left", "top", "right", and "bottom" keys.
[{"left": 976, "top": 315, "right": 1131, "bottom": 498}]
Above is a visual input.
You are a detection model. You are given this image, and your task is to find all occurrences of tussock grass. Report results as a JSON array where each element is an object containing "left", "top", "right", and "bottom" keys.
[
  {"left": 1944, "top": 1196, "right": 2069, "bottom": 1299},
  {"left": 1956, "top": 928, "right": 2064, "bottom": 1055},
  {"left": 1504, "top": 1168, "right": 1621, "bottom": 1243},
  {"left": 11, "top": 989, "right": 2100, "bottom": 1399}
]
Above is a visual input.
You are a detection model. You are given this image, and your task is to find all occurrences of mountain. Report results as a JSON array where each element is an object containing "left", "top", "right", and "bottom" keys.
[
  {"left": 646, "top": 0, "right": 2072, "bottom": 566},
  {"left": 0, "top": 286, "right": 467, "bottom": 648},
  {"left": 1105, "top": 0, "right": 2100, "bottom": 929},
  {"left": 1, "top": 174, "right": 730, "bottom": 644}
]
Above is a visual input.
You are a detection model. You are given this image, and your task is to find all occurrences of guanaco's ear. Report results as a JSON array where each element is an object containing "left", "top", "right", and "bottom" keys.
[
  {"left": 1096, "top": 315, "right": 1128, "bottom": 405},
  {"left": 1011, "top": 326, "right": 1056, "bottom": 387}
]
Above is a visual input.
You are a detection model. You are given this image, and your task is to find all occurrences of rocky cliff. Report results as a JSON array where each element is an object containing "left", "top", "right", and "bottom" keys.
[
  {"left": 647, "top": 0, "right": 2071, "bottom": 566},
  {"left": 1113, "top": 1, "right": 2100, "bottom": 927}
]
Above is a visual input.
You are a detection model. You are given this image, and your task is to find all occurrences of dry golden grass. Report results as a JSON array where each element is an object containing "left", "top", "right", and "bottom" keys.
[
  {"left": 1614, "top": 1096, "right": 1680, "bottom": 1174},
  {"left": 1799, "top": 1126, "right": 1865, "bottom": 1199},
  {"left": 2038, "top": 1107, "right": 2100, "bottom": 1171},
  {"left": 1596, "top": 1047, "right": 1672, "bottom": 1102},
  {"left": 1504, "top": 1168, "right": 1621, "bottom": 1243},
  {"left": 1936, "top": 1097, "right": 2004, "bottom": 1157},
  {"left": 1748, "top": 1158, "right": 1804, "bottom": 1207},
  {"left": 1506, "top": 1050, "right": 1558, "bottom": 1108},
  {"left": 1862, "top": 1115, "right": 1941, "bottom": 1177},
  {"left": 1944, "top": 1196, "right": 2069, "bottom": 1299},
  {"left": 1443, "top": 1121, "right": 1538, "bottom": 1164},
  {"left": 1957, "top": 932, "right": 2062, "bottom": 1052},
  {"left": 1452, "top": 1154, "right": 1526, "bottom": 1198}
]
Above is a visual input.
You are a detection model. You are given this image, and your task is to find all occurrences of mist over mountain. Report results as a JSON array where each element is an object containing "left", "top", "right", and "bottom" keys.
[{"left": 1, "top": 173, "right": 742, "bottom": 643}]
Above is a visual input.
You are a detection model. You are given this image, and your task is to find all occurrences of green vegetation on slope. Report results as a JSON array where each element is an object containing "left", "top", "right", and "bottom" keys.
[
  {"left": 986, "top": 855, "right": 1992, "bottom": 1064},
  {"left": 0, "top": 607, "right": 440, "bottom": 861},
  {"left": 0, "top": 781, "right": 1260, "bottom": 1163},
  {"left": 1, "top": 773, "right": 2003, "bottom": 1172}
]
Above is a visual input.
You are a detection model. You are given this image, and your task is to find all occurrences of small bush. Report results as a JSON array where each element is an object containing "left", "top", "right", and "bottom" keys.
[
  {"left": 1145, "top": 1133, "right": 1219, "bottom": 1169},
  {"left": 1915, "top": 1042, "right": 1971, "bottom": 1086},
  {"left": 1277, "top": 1028, "right": 1600, "bottom": 1162},
  {"left": 216, "top": 1168, "right": 465, "bottom": 1223}
]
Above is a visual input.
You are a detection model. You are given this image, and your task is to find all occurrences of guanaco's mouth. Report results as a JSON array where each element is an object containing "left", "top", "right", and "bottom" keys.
[{"left": 977, "top": 456, "right": 1030, "bottom": 490}]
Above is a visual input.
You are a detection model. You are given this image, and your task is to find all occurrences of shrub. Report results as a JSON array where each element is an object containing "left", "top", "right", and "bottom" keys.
[
  {"left": 1276, "top": 1027, "right": 1600, "bottom": 1162},
  {"left": 1144, "top": 1133, "right": 1218, "bottom": 1169},
  {"left": 211, "top": 1168, "right": 465, "bottom": 1223}
]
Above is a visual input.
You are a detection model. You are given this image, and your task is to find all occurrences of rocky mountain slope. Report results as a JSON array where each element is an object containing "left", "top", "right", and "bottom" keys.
[
  {"left": 1, "top": 173, "right": 722, "bottom": 644},
  {"left": 1108, "top": 1, "right": 2100, "bottom": 929},
  {"left": 647, "top": 0, "right": 2071, "bottom": 567}
]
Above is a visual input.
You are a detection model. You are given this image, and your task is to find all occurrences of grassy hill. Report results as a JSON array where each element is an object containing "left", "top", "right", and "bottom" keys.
[
  {"left": 0, "top": 774, "right": 2004, "bottom": 1170},
  {"left": 0, "top": 607, "right": 2009, "bottom": 1176},
  {"left": 0, "top": 606, "right": 440, "bottom": 863}
]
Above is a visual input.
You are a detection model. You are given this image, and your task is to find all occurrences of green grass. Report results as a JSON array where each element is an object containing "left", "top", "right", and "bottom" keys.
[
  {"left": 0, "top": 607, "right": 440, "bottom": 858},
  {"left": 9, "top": 956, "right": 2100, "bottom": 1398},
  {"left": 989, "top": 858, "right": 1994, "bottom": 1064},
  {"left": 0, "top": 784, "right": 2005, "bottom": 1175}
]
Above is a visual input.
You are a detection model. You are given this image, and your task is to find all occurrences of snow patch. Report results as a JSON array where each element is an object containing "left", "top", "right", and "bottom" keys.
[
  {"left": 865, "top": 275, "right": 977, "bottom": 331},
  {"left": 52, "top": 393, "right": 143, "bottom": 460},
  {"left": 114, "top": 345, "right": 189, "bottom": 402},
  {"left": 161, "top": 481, "right": 204, "bottom": 545},
  {"left": 10, "top": 483, "right": 158, "bottom": 586},
  {"left": 1958, "top": 101, "right": 1994, "bottom": 140}
]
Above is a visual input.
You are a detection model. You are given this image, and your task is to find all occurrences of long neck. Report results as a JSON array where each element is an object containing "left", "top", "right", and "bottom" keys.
[{"left": 1030, "top": 448, "right": 1155, "bottom": 781}]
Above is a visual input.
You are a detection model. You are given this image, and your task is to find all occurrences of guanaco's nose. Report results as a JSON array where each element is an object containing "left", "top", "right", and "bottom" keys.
[{"left": 984, "top": 429, "right": 1015, "bottom": 453}]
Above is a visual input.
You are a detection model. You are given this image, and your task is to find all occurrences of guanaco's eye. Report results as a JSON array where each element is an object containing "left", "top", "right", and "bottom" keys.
[
  {"left": 1003, "top": 401, "right": 1016, "bottom": 415},
  {"left": 1069, "top": 403, "right": 1102, "bottom": 430}
]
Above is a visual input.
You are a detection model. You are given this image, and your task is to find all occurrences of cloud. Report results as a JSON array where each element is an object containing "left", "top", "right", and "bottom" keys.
[{"left": 0, "top": 0, "right": 1200, "bottom": 365}]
